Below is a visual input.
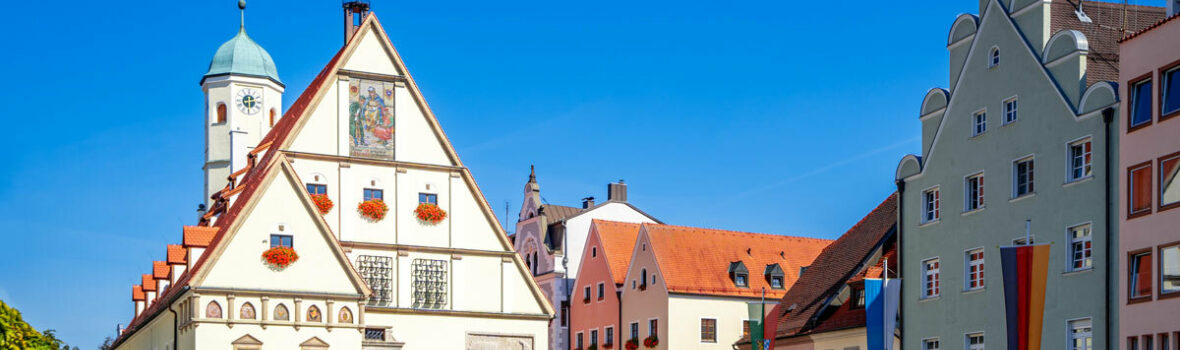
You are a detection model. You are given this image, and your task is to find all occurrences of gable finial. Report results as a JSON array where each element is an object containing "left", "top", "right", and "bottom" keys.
[
  {"left": 238, "top": 0, "right": 246, "bottom": 30},
  {"left": 529, "top": 164, "right": 536, "bottom": 183}
]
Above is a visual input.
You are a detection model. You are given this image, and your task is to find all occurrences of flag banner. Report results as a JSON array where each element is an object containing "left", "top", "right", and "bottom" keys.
[
  {"left": 883, "top": 279, "right": 900, "bottom": 350},
  {"left": 865, "top": 278, "right": 901, "bottom": 350},
  {"left": 1001, "top": 244, "right": 1050, "bottom": 350}
]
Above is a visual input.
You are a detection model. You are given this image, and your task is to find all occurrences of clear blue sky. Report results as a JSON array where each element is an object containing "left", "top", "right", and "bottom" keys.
[{"left": 0, "top": 0, "right": 1160, "bottom": 348}]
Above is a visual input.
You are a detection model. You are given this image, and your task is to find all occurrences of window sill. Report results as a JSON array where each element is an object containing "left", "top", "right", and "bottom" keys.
[
  {"left": 918, "top": 296, "right": 941, "bottom": 303},
  {"left": 1062, "top": 268, "right": 1093, "bottom": 277},
  {"left": 1128, "top": 209, "right": 1153, "bottom": 220},
  {"left": 1063, "top": 176, "right": 1094, "bottom": 188},
  {"left": 1127, "top": 296, "right": 1153, "bottom": 305},
  {"left": 1009, "top": 193, "right": 1036, "bottom": 203},
  {"left": 1160, "top": 291, "right": 1180, "bottom": 300},
  {"left": 970, "top": 132, "right": 987, "bottom": 140},
  {"left": 962, "top": 208, "right": 986, "bottom": 216},
  {"left": 962, "top": 288, "right": 985, "bottom": 295},
  {"left": 918, "top": 219, "right": 941, "bottom": 228}
]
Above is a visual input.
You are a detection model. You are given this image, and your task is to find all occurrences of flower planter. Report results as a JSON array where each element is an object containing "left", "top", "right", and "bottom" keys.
[
  {"left": 357, "top": 199, "right": 389, "bottom": 221},
  {"left": 624, "top": 339, "right": 639, "bottom": 350},
  {"left": 310, "top": 194, "right": 333, "bottom": 215},
  {"left": 414, "top": 203, "right": 447, "bottom": 224},
  {"left": 262, "top": 246, "right": 299, "bottom": 269},
  {"left": 643, "top": 335, "right": 658, "bottom": 348}
]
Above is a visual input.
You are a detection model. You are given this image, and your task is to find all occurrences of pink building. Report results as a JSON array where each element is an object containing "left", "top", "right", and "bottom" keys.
[
  {"left": 570, "top": 220, "right": 642, "bottom": 350},
  {"left": 1118, "top": 9, "right": 1180, "bottom": 350}
]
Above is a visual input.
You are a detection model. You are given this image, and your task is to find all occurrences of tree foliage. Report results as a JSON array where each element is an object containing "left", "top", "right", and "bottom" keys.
[{"left": 0, "top": 299, "right": 75, "bottom": 350}]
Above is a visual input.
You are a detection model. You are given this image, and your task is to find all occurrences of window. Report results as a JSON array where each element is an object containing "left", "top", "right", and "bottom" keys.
[
  {"left": 641, "top": 268, "right": 648, "bottom": 289},
  {"left": 363, "top": 188, "right": 383, "bottom": 201},
  {"left": 418, "top": 193, "right": 438, "bottom": 205},
  {"left": 1129, "top": 336, "right": 1139, "bottom": 350},
  {"left": 1069, "top": 139, "right": 1093, "bottom": 182},
  {"left": 850, "top": 286, "right": 864, "bottom": 309},
  {"left": 605, "top": 327, "right": 614, "bottom": 346},
  {"left": 270, "top": 234, "right": 293, "bottom": 248},
  {"left": 973, "top": 111, "right": 987, "bottom": 136},
  {"left": 700, "top": 318, "right": 717, "bottom": 343},
  {"left": 923, "top": 187, "right": 941, "bottom": 223},
  {"left": 1146, "top": 335, "right": 1155, "bottom": 350},
  {"left": 743, "top": 320, "right": 751, "bottom": 337},
  {"left": 1164, "top": 65, "right": 1180, "bottom": 118},
  {"left": 630, "top": 322, "right": 639, "bottom": 341},
  {"left": 357, "top": 255, "right": 393, "bottom": 305},
  {"left": 966, "top": 249, "right": 985, "bottom": 290},
  {"left": 411, "top": 259, "right": 447, "bottom": 309},
  {"left": 364, "top": 328, "right": 385, "bottom": 341},
  {"left": 1014, "top": 158, "right": 1035, "bottom": 197},
  {"left": 989, "top": 47, "right": 1000, "bottom": 68},
  {"left": 1161, "top": 333, "right": 1171, "bottom": 350},
  {"left": 771, "top": 275, "right": 784, "bottom": 289},
  {"left": 966, "top": 173, "right": 984, "bottom": 211},
  {"left": 1004, "top": 98, "right": 1018, "bottom": 124},
  {"left": 1161, "top": 153, "right": 1180, "bottom": 209},
  {"left": 1131, "top": 78, "right": 1153, "bottom": 129},
  {"left": 216, "top": 103, "right": 227, "bottom": 124},
  {"left": 1069, "top": 318, "right": 1092, "bottom": 350},
  {"left": 1069, "top": 225, "right": 1093, "bottom": 271},
  {"left": 590, "top": 329, "right": 598, "bottom": 346},
  {"left": 592, "top": 246, "right": 597, "bottom": 257},
  {"left": 923, "top": 258, "right": 940, "bottom": 298},
  {"left": 306, "top": 183, "right": 327, "bottom": 195},
  {"left": 649, "top": 319, "right": 658, "bottom": 337},
  {"left": 1161, "top": 244, "right": 1180, "bottom": 296},
  {"left": 597, "top": 282, "right": 605, "bottom": 300},
  {"left": 1130, "top": 162, "right": 1153, "bottom": 217},
  {"left": 583, "top": 286, "right": 591, "bottom": 302},
  {"left": 576, "top": 333, "right": 583, "bottom": 350},
  {"left": 1130, "top": 250, "right": 1153, "bottom": 301},
  {"left": 560, "top": 301, "right": 569, "bottom": 327},
  {"left": 966, "top": 333, "right": 984, "bottom": 350},
  {"left": 923, "top": 338, "right": 940, "bottom": 350},
  {"left": 269, "top": 108, "right": 277, "bottom": 127},
  {"left": 735, "top": 273, "right": 747, "bottom": 287}
]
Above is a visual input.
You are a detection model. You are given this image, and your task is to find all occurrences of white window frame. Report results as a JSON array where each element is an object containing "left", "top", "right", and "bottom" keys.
[
  {"left": 597, "top": 282, "right": 605, "bottom": 301},
  {"left": 922, "top": 337, "right": 941, "bottom": 350},
  {"left": 575, "top": 331, "right": 584, "bottom": 350},
  {"left": 964, "top": 248, "right": 985, "bottom": 291},
  {"left": 989, "top": 46, "right": 1000, "bottom": 68},
  {"left": 922, "top": 257, "right": 941, "bottom": 299},
  {"left": 922, "top": 186, "right": 941, "bottom": 224},
  {"left": 1067, "top": 223, "right": 1093, "bottom": 272},
  {"left": 604, "top": 326, "right": 614, "bottom": 347},
  {"left": 590, "top": 328, "right": 599, "bottom": 346},
  {"left": 1003, "top": 96, "right": 1018, "bottom": 125},
  {"left": 1066, "top": 136, "right": 1094, "bottom": 183},
  {"left": 973, "top": 109, "right": 988, "bottom": 137},
  {"left": 1013, "top": 155, "right": 1036, "bottom": 199},
  {"left": 648, "top": 317, "right": 659, "bottom": 337},
  {"left": 1067, "top": 317, "right": 1093, "bottom": 350},
  {"left": 965, "top": 172, "right": 985, "bottom": 212},
  {"left": 966, "top": 332, "right": 985, "bottom": 350}
]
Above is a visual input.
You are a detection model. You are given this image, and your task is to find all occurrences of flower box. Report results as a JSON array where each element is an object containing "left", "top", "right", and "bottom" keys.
[
  {"left": 357, "top": 199, "right": 389, "bottom": 221},
  {"left": 643, "top": 335, "right": 658, "bottom": 348},
  {"left": 262, "top": 246, "right": 299, "bottom": 269},
  {"left": 624, "top": 339, "right": 639, "bottom": 350},
  {"left": 310, "top": 194, "right": 333, "bottom": 215},
  {"left": 414, "top": 203, "right": 447, "bottom": 224}
]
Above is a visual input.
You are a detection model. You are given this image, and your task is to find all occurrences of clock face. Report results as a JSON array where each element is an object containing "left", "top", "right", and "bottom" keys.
[{"left": 236, "top": 88, "right": 263, "bottom": 115}]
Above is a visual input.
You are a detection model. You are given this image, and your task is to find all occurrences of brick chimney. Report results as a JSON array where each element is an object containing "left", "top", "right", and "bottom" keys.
[
  {"left": 582, "top": 197, "right": 596, "bottom": 209},
  {"left": 607, "top": 180, "right": 627, "bottom": 202}
]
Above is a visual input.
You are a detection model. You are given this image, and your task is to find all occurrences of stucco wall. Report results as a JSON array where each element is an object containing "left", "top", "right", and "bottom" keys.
[
  {"left": 570, "top": 230, "right": 623, "bottom": 349},
  {"left": 620, "top": 232, "right": 669, "bottom": 349},
  {"left": 668, "top": 294, "right": 757, "bottom": 349}
]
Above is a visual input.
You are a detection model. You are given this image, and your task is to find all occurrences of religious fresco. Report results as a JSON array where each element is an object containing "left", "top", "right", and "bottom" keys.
[{"left": 348, "top": 78, "right": 396, "bottom": 160}]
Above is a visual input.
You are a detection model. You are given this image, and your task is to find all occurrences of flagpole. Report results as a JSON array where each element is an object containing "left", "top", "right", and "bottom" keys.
[
  {"left": 884, "top": 258, "right": 888, "bottom": 349},
  {"left": 761, "top": 287, "right": 766, "bottom": 350},
  {"left": 1025, "top": 220, "right": 1031, "bottom": 245}
]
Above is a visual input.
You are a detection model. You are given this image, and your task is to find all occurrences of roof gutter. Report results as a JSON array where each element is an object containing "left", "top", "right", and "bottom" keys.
[{"left": 1102, "top": 107, "right": 1114, "bottom": 350}]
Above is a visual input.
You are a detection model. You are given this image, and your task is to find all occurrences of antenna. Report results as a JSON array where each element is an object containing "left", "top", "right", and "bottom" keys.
[{"left": 504, "top": 201, "right": 511, "bottom": 234}]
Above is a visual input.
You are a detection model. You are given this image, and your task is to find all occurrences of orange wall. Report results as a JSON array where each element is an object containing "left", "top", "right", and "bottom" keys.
[{"left": 570, "top": 230, "right": 624, "bottom": 348}]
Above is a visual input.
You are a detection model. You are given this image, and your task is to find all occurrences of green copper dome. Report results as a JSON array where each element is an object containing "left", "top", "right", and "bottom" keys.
[{"left": 202, "top": 27, "right": 282, "bottom": 86}]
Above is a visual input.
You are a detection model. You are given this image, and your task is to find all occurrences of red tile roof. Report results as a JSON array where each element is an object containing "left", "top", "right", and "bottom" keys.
[
  {"left": 591, "top": 220, "right": 643, "bottom": 285},
  {"left": 166, "top": 244, "right": 186, "bottom": 265},
  {"left": 182, "top": 226, "right": 218, "bottom": 247},
  {"left": 1048, "top": 0, "right": 1165, "bottom": 85},
  {"left": 152, "top": 261, "right": 169, "bottom": 280},
  {"left": 131, "top": 285, "right": 144, "bottom": 301},
  {"left": 643, "top": 223, "right": 832, "bottom": 299},
  {"left": 141, "top": 274, "right": 156, "bottom": 292},
  {"left": 1119, "top": 12, "right": 1179, "bottom": 43}
]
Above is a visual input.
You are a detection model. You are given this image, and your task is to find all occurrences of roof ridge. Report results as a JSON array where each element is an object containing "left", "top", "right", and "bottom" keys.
[{"left": 643, "top": 222, "right": 832, "bottom": 242}]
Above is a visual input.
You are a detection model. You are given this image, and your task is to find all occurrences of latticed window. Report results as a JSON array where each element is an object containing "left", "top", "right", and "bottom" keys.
[
  {"left": 966, "top": 249, "right": 985, "bottom": 290},
  {"left": 412, "top": 259, "right": 448, "bottom": 309},
  {"left": 358, "top": 255, "right": 393, "bottom": 305},
  {"left": 364, "top": 328, "right": 386, "bottom": 341}
]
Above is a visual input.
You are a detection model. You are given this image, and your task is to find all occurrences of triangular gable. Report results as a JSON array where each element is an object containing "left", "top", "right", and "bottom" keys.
[
  {"left": 191, "top": 156, "right": 371, "bottom": 296},
  {"left": 232, "top": 335, "right": 263, "bottom": 346}
]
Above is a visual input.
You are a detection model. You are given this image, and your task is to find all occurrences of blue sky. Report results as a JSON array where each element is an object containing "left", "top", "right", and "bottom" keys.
[{"left": 0, "top": 0, "right": 1160, "bottom": 348}]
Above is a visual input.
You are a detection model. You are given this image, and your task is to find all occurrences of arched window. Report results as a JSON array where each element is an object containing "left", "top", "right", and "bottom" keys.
[
  {"left": 269, "top": 108, "right": 277, "bottom": 127},
  {"left": 338, "top": 307, "right": 354, "bottom": 323},
  {"left": 239, "top": 302, "right": 256, "bottom": 319},
  {"left": 216, "top": 103, "right": 228, "bottom": 124},
  {"left": 273, "top": 303, "right": 290, "bottom": 321},
  {"left": 307, "top": 305, "right": 322, "bottom": 322},
  {"left": 989, "top": 47, "right": 1000, "bottom": 68},
  {"left": 205, "top": 300, "right": 222, "bottom": 318}
]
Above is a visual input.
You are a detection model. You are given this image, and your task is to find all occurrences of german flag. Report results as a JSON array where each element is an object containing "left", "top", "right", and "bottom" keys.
[{"left": 1000, "top": 244, "right": 1050, "bottom": 350}]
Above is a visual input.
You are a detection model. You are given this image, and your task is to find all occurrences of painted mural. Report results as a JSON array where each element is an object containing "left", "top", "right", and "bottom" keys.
[{"left": 348, "top": 78, "right": 396, "bottom": 160}]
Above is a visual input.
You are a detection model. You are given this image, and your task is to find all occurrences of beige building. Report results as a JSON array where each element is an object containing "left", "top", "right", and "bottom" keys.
[{"left": 112, "top": 3, "right": 551, "bottom": 349}]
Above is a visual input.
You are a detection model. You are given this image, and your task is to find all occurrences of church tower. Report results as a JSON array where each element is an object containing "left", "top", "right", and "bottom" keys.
[{"left": 200, "top": 0, "right": 284, "bottom": 206}]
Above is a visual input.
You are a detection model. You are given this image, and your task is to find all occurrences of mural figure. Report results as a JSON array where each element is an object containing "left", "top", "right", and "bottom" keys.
[{"left": 349, "top": 79, "right": 396, "bottom": 160}]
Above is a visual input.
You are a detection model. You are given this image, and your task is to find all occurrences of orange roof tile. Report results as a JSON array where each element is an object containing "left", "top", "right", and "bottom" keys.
[
  {"left": 644, "top": 223, "right": 832, "bottom": 299},
  {"left": 141, "top": 274, "right": 156, "bottom": 291},
  {"left": 182, "top": 226, "right": 217, "bottom": 247},
  {"left": 166, "top": 244, "right": 186, "bottom": 265},
  {"left": 131, "top": 285, "right": 144, "bottom": 301},
  {"left": 591, "top": 220, "right": 643, "bottom": 285},
  {"left": 152, "top": 261, "right": 169, "bottom": 280}
]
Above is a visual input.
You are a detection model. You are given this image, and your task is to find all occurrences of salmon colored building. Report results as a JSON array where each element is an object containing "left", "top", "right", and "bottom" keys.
[
  {"left": 570, "top": 220, "right": 643, "bottom": 350},
  {"left": 617, "top": 223, "right": 832, "bottom": 349}
]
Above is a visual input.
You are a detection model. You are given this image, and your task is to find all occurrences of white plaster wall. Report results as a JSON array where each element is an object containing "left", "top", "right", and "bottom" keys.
[
  {"left": 287, "top": 81, "right": 340, "bottom": 155},
  {"left": 564, "top": 203, "right": 656, "bottom": 280},
  {"left": 341, "top": 32, "right": 402, "bottom": 76},
  {"left": 366, "top": 311, "right": 548, "bottom": 350},
  {"left": 450, "top": 176, "right": 505, "bottom": 251},
  {"left": 395, "top": 169, "right": 451, "bottom": 247},
  {"left": 115, "top": 307, "right": 175, "bottom": 350},
  {"left": 339, "top": 162, "right": 397, "bottom": 244},
  {"left": 667, "top": 294, "right": 755, "bottom": 350},
  {"left": 288, "top": 158, "right": 340, "bottom": 235},
  {"left": 192, "top": 322, "right": 361, "bottom": 349}
]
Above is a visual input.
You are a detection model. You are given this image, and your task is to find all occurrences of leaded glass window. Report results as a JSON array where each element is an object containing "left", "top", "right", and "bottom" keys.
[
  {"left": 412, "top": 259, "right": 448, "bottom": 309},
  {"left": 357, "top": 255, "right": 393, "bottom": 305}
]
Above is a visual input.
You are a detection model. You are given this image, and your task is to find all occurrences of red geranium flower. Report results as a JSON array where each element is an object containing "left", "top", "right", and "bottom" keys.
[
  {"left": 262, "top": 246, "right": 299, "bottom": 269},
  {"left": 357, "top": 199, "right": 389, "bottom": 221},
  {"left": 414, "top": 203, "right": 447, "bottom": 224},
  {"left": 310, "top": 194, "right": 333, "bottom": 215}
]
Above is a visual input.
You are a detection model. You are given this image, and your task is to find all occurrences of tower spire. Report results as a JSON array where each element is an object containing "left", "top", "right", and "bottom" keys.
[
  {"left": 238, "top": 0, "right": 246, "bottom": 30},
  {"left": 529, "top": 164, "right": 536, "bottom": 183}
]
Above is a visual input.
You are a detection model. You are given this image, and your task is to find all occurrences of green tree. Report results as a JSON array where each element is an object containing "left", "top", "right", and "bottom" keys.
[{"left": 0, "top": 299, "right": 74, "bottom": 350}]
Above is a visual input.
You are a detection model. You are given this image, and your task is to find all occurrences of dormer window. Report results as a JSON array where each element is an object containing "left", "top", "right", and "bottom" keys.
[
  {"left": 728, "top": 261, "right": 749, "bottom": 288},
  {"left": 764, "top": 263, "right": 786, "bottom": 289},
  {"left": 989, "top": 47, "right": 1000, "bottom": 68}
]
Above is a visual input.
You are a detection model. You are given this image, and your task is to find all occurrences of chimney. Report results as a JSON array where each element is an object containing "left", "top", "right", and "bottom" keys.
[
  {"left": 582, "top": 196, "right": 596, "bottom": 209},
  {"left": 607, "top": 180, "right": 627, "bottom": 202},
  {"left": 343, "top": 1, "right": 370, "bottom": 43}
]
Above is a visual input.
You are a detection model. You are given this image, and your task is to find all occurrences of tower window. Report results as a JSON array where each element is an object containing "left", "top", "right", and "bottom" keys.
[
  {"left": 215, "top": 103, "right": 228, "bottom": 124},
  {"left": 269, "top": 108, "right": 277, "bottom": 127},
  {"left": 989, "top": 47, "right": 1000, "bottom": 68}
]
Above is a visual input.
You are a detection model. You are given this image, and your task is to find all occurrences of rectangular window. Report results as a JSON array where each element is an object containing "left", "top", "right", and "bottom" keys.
[
  {"left": 855, "top": 287, "right": 865, "bottom": 308},
  {"left": 1129, "top": 336, "right": 1139, "bottom": 350},
  {"left": 411, "top": 259, "right": 448, "bottom": 309},
  {"left": 357, "top": 255, "right": 393, "bottom": 305},
  {"left": 1161, "top": 153, "right": 1180, "bottom": 209},
  {"left": 1069, "top": 139, "right": 1093, "bottom": 182},
  {"left": 597, "top": 282, "right": 605, "bottom": 300},
  {"left": 1014, "top": 158, "right": 1035, "bottom": 197},
  {"left": 966, "top": 249, "right": 985, "bottom": 290},
  {"left": 306, "top": 183, "right": 327, "bottom": 195},
  {"left": 630, "top": 322, "right": 639, "bottom": 341},
  {"left": 1004, "top": 98, "right": 1018, "bottom": 124},
  {"left": 966, "top": 333, "right": 985, "bottom": 350},
  {"left": 1145, "top": 335, "right": 1155, "bottom": 350},
  {"left": 1069, "top": 225, "right": 1093, "bottom": 271},
  {"left": 1161, "top": 244, "right": 1180, "bottom": 296},
  {"left": 743, "top": 320, "right": 751, "bottom": 337},
  {"left": 418, "top": 193, "right": 438, "bottom": 205},
  {"left": 590, "top": 329, "right": 598, "bottom": 346},
  {"left": 1130, "top": 251, "right": 1154, "bottom": 301},
  {"left": 923, "top": 258, "right": 940, "bottom": 298},
  {"left": 923, "top": 187, "right": 941, "bottom": 223},
  {"left": 923, "top": 338, "right": 940, "bottom": 350},
  {"left": 576, "top": 333, "right": 583, "bottom": 350},
  {"left": 1130, "top": 163, "right": 1153, "bottom": 217},
  {"left": 649, "top": 319, "right": 658, "bottom": 337},
  {"left": 1164, "top": 65, "right": 1180, "bottom": 118},
  {"left": 270, "top": 234, "right": 293, "bottom": 248},
  {"left": 1161, "top": 333, "right": 1171, "bottom": 350},
  {"left": 700, "top": 318, "right": 717, "bottom": 343},
  {"left": 1131, "top": 78, "right": 1153, "bottom": 129},
  {"left": 735, "top": 274, "right": 747, "bottom": 287},
  {"left": 1069, "top": 318, "right": 1092, "bottom": 350},
  {"left": 583, "top": 286, "right": 591, "bottom": 302},
  {"left": 605, "top": 327, "right": 614, "bottom": 346},
  {"left": 363, "top": 188, "right": 383, "bottom": 201},
  {"left": 973, "top": 111, "right": 987, "bottom": 136},
  {"left": 966, "top": 173, "right": 985, "bottom": 211},
  {"left": 560, "top": 301, "right": 569, "bottom": 327},
  {"left": 771, "top": 275, "right": 783, "bottom": 289}
]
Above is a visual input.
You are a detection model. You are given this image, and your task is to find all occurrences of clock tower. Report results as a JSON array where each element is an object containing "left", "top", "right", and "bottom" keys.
[{"left": 199, "top": 0, "right": 284, "bottom": 207}]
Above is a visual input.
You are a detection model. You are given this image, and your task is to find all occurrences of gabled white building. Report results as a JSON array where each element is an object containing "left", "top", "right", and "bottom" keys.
[
  {"left": 512, "top": 169, "right": 659, "bottom": 350},
  {"left": 113, "top": 3, "right": 552, "bottom": 349}
]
